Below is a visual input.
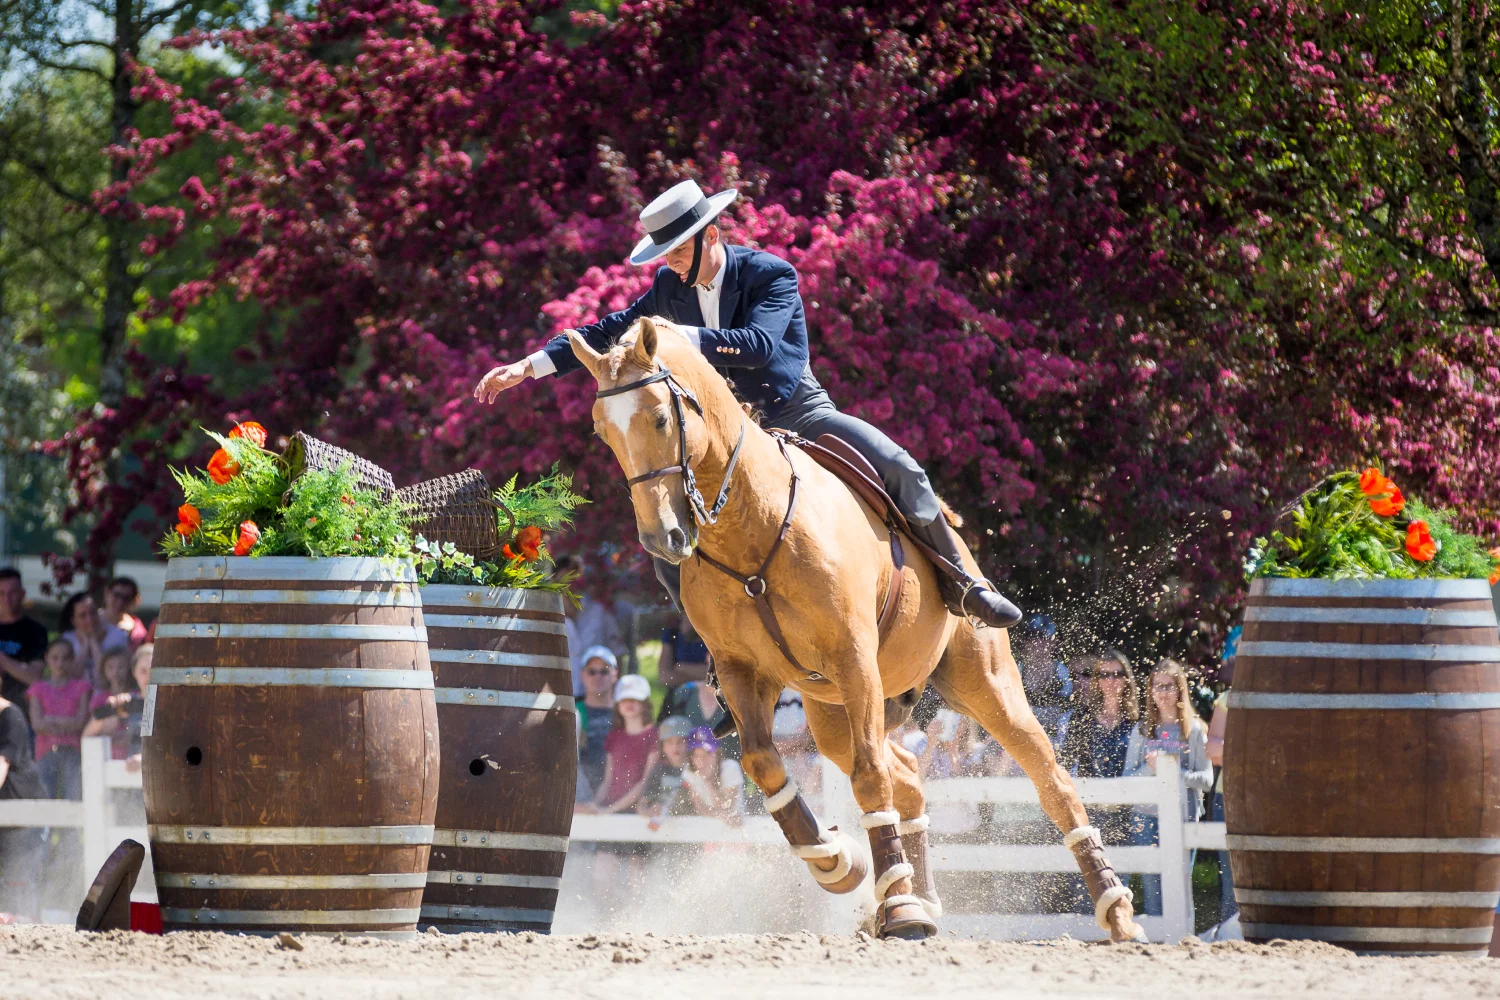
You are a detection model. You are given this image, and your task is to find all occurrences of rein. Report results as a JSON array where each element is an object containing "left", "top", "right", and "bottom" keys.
[{"left": 599, "top": 365, "right": 744, "bottom": 526}]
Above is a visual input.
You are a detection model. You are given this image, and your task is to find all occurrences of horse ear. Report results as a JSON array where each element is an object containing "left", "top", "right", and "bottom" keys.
[
  {"left": 568, "top": 330, "right": 606, "bottom": 376},
  {"left": 632, "top": 317, "right": 659, "bottom": 366}
]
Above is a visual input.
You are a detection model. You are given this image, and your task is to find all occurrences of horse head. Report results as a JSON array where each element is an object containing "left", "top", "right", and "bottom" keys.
[{"left": 569, "top": 316, "right": 725, "bottom": 564}]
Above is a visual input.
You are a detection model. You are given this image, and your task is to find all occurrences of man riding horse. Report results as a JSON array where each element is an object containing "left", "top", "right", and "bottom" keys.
[{"left": 475, "top": 180, "right": 1022, "bottom": 630}]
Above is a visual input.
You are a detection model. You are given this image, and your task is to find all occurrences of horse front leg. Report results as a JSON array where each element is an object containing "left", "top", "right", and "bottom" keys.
[
  {"left": 805, "top": 697, "right": 942, "bottom": 926},
  {"left": 715, "top": 663, "right": 866, "bottom": 894},
  {"left": 833, "top": 647, "right": 938, "bottom": 940}
]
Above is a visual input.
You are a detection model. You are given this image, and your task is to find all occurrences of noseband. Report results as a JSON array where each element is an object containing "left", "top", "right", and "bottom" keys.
[{"left": 597, "top": 365, "right": 745, "bottom": 526}]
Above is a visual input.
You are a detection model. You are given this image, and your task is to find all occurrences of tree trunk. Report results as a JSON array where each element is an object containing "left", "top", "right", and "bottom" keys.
[{"left": 97, "top": 0, "right": 140, "bottom": 408}]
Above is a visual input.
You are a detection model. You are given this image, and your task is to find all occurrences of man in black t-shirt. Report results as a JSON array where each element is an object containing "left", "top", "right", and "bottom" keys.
[
  {"left": 0, "top": 693, "right": 46, "bottom": 919},
  {"left": 0, "top": 569, "right": 47, "bottom": 727}
]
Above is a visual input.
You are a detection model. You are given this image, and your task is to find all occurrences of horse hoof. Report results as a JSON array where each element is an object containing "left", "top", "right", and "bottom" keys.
[
  {"left": 878, "top": 899, "right": 938, "bottom": 940},
  {"left": 807, "top": 831, "right": 867, "bottom": 895}
]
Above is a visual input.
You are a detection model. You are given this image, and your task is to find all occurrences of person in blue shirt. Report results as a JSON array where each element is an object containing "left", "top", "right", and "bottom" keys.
[{"left": 476, "top": 180, "right": 1021, "bottom": 629}]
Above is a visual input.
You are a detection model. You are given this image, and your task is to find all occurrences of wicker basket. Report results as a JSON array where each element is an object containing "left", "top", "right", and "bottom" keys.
[
  {"left": 282, "top": 431, "right": 396, "bottom": 499},
  {"left": 396, "top": 468, "right": 515, "bottom": 560}
]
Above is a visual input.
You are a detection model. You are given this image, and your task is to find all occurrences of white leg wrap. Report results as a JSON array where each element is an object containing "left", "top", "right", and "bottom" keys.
[
  {"left": 1063, "top": 825, "right": 1101, "bottom": 850},
  {"left": 1094, "top": 884, "right": 1134, "bottom": 930},
  {"left": 789, "top": 839, "right": 842, "bottom": 860},
  {"left": 807, "top": 845, "right": 854, "bottom": 886},
  {"left": 879, "top": 893, "right": 924, "bottom": 912},
  {"left": 896, "top": 814, "right": 929, "bottom": 836},
  {"left": 860, "top": 809, "right": 901, "bottom": 829},
  {"left": 763, "top": 778, "right": 800, "bottom": 814},
  {"left": 873, "top": 861, "right": 914, "bottom": 901}
]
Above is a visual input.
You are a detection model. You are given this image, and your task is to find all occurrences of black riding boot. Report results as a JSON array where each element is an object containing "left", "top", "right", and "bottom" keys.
[{"left": 911, "top": 518, "right": 1024, "bottom": 629}]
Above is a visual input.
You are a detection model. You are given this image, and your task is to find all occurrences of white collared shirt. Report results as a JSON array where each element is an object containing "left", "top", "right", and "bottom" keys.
[
  {"left": 694, "top": 251, "right": 728, "bottom": 331},
  {"left": 527, "top": 249, "right": 724, "bottom": 378}
]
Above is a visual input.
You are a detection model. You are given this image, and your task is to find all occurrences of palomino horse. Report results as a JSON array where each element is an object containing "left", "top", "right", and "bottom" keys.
[{"left": 569, "top": 318, "right": 1145, "bottom": 942}]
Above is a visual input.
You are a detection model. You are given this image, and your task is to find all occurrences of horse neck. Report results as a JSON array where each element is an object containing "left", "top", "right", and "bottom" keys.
[{"left": 664, "top": 349, "right": 790, "bottom": 553}]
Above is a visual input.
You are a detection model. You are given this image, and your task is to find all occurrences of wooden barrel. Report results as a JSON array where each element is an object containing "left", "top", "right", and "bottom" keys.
[
  {"left": 142, "top": 556, "right": 439, "bottom": 938},
  {"left": 418, "top": 585, "right": 575, "bottom": 933},
  {"left": 1225, "top": 577, "right": 1500, "bottom": 955}
]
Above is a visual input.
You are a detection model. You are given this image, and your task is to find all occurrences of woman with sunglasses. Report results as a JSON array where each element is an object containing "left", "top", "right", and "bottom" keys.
[{"left": 1124, "top": 658, "right": 1214, "bottom": 917}]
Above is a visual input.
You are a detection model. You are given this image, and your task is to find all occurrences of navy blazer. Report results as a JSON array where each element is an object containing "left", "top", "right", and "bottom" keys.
[{"left": 541, "top": 245, "right": 810, "bottom": 423}]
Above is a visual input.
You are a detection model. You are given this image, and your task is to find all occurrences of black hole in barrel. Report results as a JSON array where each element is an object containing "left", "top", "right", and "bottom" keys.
[
  {"left": 468, "top": 758, "right": 487, "bottom": 777},
  {"left": 185, "top": 746, "right": 203, "bottom": 766}
]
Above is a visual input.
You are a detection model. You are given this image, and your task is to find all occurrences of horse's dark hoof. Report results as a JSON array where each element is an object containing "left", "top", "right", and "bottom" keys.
[{"left": 877, "top": 898, "right": 938, "bottom": 940}]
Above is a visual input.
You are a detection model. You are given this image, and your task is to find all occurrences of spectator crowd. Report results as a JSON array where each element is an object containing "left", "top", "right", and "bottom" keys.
[{"left": 0, "top": 569, "right": 154, "bottom": 921}]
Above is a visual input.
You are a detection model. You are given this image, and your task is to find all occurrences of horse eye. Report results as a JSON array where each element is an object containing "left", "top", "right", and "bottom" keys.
[{"left": 655, "top": 414, "right": 669, "bottom": 430}]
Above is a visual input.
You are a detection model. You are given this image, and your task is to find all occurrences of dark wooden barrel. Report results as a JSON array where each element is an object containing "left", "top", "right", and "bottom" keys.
[
  {"left": 143, "top": 556, "right": 439, "bottom": 938},
  {"left": 1225, "top": 577, "right": 1500, "bottom": 955},
  {"left": 418, "top": 584, "right": 575, "bottom": 933}
]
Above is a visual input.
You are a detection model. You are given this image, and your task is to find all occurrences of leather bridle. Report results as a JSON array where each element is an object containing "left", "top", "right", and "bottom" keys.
[
  {"left": 596, "top": 364, "right": 745, "bottom": 527},
  {"left": 598, "top": 365, "right": 820, "bottom": 682}
]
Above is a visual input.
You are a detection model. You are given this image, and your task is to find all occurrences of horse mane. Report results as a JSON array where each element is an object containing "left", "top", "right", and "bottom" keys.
[{"left": 608, "top": 317, "right": 747, "bottom": 437}]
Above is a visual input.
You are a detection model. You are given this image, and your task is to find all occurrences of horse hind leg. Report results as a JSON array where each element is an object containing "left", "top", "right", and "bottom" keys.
[
  {"left": 929, "top": 625, "right": 1147, "bottom": 944},
  {"left": 716, "top": 664, "right": 866, "bottom": 895},
  {"left": 804, "top": 697, "right": 938, "bottom": 940}
]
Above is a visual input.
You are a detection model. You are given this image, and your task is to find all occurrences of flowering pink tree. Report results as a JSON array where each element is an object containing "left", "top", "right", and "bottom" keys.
[{"left": 63, "top": 0, "right": 1500, "bottom": 658}]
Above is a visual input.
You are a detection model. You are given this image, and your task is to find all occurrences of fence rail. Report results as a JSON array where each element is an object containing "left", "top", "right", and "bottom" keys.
[{"left": 3, "top": 740, "right": 1224, "bottom": 940}]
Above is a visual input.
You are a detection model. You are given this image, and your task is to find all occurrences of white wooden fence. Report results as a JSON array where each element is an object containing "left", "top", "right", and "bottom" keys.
[{"left": 1, "top": 739, "right": 1223, "bottom": 940}]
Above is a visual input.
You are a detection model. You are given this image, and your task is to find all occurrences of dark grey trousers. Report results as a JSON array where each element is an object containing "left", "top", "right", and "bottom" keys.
[{"left": 655, "top": 368, "right": 945, "bottom": 605}]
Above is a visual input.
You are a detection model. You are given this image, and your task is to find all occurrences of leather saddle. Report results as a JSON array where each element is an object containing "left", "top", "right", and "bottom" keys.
[{"left": 773, "top": 431, "right": 926, "bottom": 635}]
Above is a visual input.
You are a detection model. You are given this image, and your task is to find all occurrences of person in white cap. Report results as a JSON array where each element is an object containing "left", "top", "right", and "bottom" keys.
[{"left": 475, "top": 179, "right": 1021, "bottom": 629}]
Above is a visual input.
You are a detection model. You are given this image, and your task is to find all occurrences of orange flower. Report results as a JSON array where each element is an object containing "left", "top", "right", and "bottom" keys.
[
  {"left": 502, "top": 544, "right": 519, "bottom": 561},
  {"left": 175, "top": 504, "right": 201, "bottom": 537},
  {"left": 1358, "top": 467, "right": 1394, "bottom": 495},
  {"left": 516, "top": 525, "right": 543, "bottom": 561},
  {"left": 1405, "top": 520, "right": 1437, "bottom": 562},
  {"left": 233, "top": 520, "right": 261, "bottom": 556},
  {"left": 227, "top": 421, "right": 268, "bottom": 448},
  {"left": 1489, "top": 547, "right": 1500, "bottom": 586},
  {"left": 1369, "top": 485, "right": 1405, "bottom": 518},
  {"left": 207, "top": 448, "right": 240, "bottom": 484}
]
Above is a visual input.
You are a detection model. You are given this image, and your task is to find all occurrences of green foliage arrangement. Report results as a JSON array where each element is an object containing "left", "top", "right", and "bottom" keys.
[
  {"left": 1248, "top": 468, "right": 1500, "bottom": 582},
  {"left": 158, "top": 422, "right": 414, "bottom": 561},
  {"left": 413, "top": 464, "right": 585, "bottom": 604}
]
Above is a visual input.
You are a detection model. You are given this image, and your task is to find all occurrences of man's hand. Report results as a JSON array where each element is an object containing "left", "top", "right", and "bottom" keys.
[{"left": 473, "top": 358, "right": 533, "bottom": 403}]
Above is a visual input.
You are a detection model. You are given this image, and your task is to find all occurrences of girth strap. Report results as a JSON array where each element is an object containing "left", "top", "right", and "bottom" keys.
[{"left": 696, "top": 437, "right": 812, "bottom": 676}]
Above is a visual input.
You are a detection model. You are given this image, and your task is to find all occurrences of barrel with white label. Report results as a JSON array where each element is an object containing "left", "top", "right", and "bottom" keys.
[
  {"left": 1225, "top": 577, "right": 1500, "bottom": 955},
  {"left": 142, "top": 556, "right": 439, "bottom": 937},
  {"left": 417, "top": 585, "right": 575, "bottom": 933}
]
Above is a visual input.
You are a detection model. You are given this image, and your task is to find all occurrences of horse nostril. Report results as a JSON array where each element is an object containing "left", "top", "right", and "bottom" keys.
[{"left": 666, "top": 527, "right": 687, "bottom": 552}]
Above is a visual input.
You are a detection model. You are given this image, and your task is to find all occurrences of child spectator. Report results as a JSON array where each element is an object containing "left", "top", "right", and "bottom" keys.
[
  {"left": 27, "top": 639, "right": 91, "bottom": 800},
  {"left": 59, "top": 592, "right": 128, "bottom": 689},
  {"left": 83, "top": 647, "right": 141, "bottom": 760},
  {"left": 682, "top": 726, "right": 745, "bottom": 823},
  {"left": 636, "top": 715, "right": 694, "bottom": 827},
  {"left": 1125, "top": 657, "right": 1214, "bottom": 915},
  {"left": 577, "top": 674, "right": 658, "bottom": 815},
  {"left": 573, "top": 646, "right": 618, "bottom": 802},
  {"left": 102, "top": 577, "right": 149, "bottom": 648}
]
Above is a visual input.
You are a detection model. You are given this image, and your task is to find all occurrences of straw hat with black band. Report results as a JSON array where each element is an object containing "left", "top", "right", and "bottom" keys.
[{"left": 629, "top": 179, "right": 739, "bottom": 285}]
